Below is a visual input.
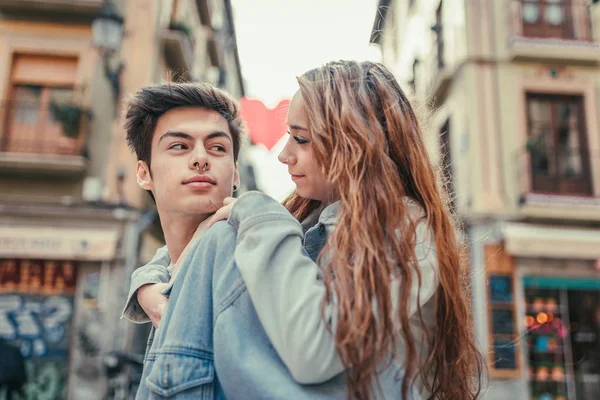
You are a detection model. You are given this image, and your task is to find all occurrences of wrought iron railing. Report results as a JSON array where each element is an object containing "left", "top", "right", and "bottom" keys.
[
  {"left": 516, "top": 145, "right": 598, "bottom": 203},
  {"left": 0, "top": 101, "right": 87, "bottom": 156}
]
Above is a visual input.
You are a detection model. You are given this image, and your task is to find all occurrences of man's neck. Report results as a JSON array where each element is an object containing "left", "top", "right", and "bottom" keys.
[{"left": 162, "top": 214, "right": 208, "bottom": 263}]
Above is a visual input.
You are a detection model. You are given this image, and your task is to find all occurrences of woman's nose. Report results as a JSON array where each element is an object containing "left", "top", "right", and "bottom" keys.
[{"left": 278, "top": 140, "right": 296, "bottom": 165}]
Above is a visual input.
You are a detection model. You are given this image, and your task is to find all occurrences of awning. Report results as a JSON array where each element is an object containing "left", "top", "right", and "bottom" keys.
[
  {"left": 503, "top": 222, "right": 600, "bottom": 260},
  {"left": 0, "top": 226, "right": 119, "bottom": 261},
  {"left": 523, "top": 276, "right": 600, "bottom": 290}
]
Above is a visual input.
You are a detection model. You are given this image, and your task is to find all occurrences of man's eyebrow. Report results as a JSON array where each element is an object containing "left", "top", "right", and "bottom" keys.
[
  {"left": 158, "top": 131, "right": 232, "bottom": 143},
  {"left": 288, "top": 124, "right": 308, "bottom": 131},
  {"left": 158, "top": 131, "right": 193, "bottom": 143},
  {"left": 205, "top": 131, "right": 232, "bottom": 142}
]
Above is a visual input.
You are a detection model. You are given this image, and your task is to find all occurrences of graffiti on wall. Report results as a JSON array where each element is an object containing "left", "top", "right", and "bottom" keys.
[
  {"left": 0, "top": 360, "right": 68, "bottom": 400},
  {"left": 0, "top": 259, "right": 76, "bottom": 400}
]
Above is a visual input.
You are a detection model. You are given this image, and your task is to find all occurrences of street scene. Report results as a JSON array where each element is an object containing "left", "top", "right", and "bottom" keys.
[{"left": 0, "top": 0, "right": 599, "bottom": 399}]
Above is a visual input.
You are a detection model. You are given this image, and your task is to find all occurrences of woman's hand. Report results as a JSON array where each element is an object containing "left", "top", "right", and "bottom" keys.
[
  {"left": 137, "top": 283, "right": 170, "bottom": 328},
  {"left": 208, "top": 197, "right": 236, "bottom": 227}
]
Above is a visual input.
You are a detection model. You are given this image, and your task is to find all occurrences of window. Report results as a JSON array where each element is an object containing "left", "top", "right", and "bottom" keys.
[
  {"left": 485, "top": 244, "right": 521, "bottom": 378},
  {"left": 521, "top": 0, "right": 574, "bottom": 39},
  {"left": 408, "top": 58, "right": 419, "bottom": 93},
  {"left": 2, "top": 54, "right": 80, "bottom": 155},
  {"left": 434, "top": 1, "right": 444, "bottom": 70},
  {"left": 526, "top": 94, "right": 591, "bottom": 196}
]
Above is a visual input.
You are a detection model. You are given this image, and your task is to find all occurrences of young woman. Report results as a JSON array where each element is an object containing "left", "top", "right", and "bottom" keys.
[{"left": 126, "top": 60, "right": 484, "bottom": 399}]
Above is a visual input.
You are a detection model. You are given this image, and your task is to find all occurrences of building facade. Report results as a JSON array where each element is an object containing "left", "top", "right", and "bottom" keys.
[
  {"left": 0, "top": 0, "right": 244, "bottom": 398},
  {"left": 372, "top": 1, "right": 600, "bottom": 399}
]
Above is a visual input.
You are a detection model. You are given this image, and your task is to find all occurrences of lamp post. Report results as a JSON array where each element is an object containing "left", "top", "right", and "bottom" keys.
[{"left": 92, "top": 0, "right": 125, "bottom": 103}]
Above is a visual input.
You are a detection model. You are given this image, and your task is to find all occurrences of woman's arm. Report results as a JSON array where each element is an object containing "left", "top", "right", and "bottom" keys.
[
  {"left": 229, "top": 191, "right": 439, "bottom": 384},
  {"left": 229, "top": 192, "right": 343, "bottom": 383},
  {"left": 121, "top": 245, "right": 171, "bottom": 324}
]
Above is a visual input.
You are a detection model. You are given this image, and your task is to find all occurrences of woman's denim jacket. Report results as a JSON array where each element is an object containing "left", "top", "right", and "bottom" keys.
[{"left": 123, "top": 192, "right": 428, "bottom": 399}]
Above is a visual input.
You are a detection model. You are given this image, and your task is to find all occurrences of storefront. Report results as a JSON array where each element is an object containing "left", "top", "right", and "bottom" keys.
[
  {"left": 0, "top": 221, "right": 121, "bottom": 400},
  {"left": 480, "top": 223, "right": 600, "bottom": 400},
  {"left": 523, "top": 278, "right": 600, "bottom": 400},
  {"left": 0, "top": 259, "right": 77, "bottom": 399}
]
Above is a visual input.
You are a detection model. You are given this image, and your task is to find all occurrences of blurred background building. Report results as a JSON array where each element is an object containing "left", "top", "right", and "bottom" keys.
[
  {"left": 0, "top": 0, "right": 245, "bottom": 398},
  {"left": 372, "top": 0, "right": 600, "bottom": 399}
]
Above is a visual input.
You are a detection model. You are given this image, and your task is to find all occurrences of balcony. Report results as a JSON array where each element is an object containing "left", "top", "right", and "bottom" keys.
[
  {"left": 516, "top": 146, "right": 600, "bottom": 221},
  {"left": 0, "top": 0, "right": 102, "bottom": 17},
  {"left": 0, "top": 101, "right": 89, "bottom": 177},
  {"left": 507, "top": 0, "right": 600, "bottom": 64},
  {"left": 162, "top": 22, "right": 195, "bottom": 82}
]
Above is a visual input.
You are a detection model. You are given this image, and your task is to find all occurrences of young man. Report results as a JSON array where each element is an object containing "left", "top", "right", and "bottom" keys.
[
  {"left": 121, "top": 82, "right": 351, "bottom": 399},
  {"left": 121, "top": 82, "right": 241, "bottom": 399},
  {"left": 121, "top": 81, "right": 242, "bottom": 328}
]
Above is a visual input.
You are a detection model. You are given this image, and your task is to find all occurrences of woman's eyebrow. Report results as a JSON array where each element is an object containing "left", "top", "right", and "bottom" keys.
[{"left": 288, "top": 124, "right": 308, "bottom": 131}]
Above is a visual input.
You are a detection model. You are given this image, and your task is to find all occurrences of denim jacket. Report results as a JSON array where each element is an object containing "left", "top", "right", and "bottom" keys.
[
  {"left": 125, "top": 191, "right": 434, "bottom": 399},
  {"left": 133, "top": 221, "right": 232, "bottom": 400}
]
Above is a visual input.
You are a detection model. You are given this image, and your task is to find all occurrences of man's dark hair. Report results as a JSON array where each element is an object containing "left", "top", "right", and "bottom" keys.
[{"left": 124, "top": 82, "right": 244, "bottom": 168}]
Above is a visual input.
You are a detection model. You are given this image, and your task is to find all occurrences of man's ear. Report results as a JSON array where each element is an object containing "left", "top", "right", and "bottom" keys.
[
  {"left": 136, "top": 160, "right": 153, "bottom": 191},
  {"left": 233, "top": 162, "right": 241, "bottom": 190}
]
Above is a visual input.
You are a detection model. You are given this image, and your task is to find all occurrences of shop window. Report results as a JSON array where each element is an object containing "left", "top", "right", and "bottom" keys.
[
  {"left": 524, "top": 278, "right": 600, "bottom": 400},
  {"left": 485, "top": 244, "right": 521, "bottom": 378}
]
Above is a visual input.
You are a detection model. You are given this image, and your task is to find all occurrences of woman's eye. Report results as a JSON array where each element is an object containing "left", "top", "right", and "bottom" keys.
[
  {"left": 293, "top": 136, "right": 309, "bottom": 145},
  {"left": 169, "top": 143, "right": 187, "bottom": 150}
]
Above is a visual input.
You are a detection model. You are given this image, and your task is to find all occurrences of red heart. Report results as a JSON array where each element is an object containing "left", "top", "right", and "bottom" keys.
[{"left": 241, "top": 97, "right": 291, "bottom": 150}]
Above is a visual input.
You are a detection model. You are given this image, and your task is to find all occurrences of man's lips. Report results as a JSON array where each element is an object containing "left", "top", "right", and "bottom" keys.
[{"left": 183, "top": 175, "right": 216, "bottom": 189}]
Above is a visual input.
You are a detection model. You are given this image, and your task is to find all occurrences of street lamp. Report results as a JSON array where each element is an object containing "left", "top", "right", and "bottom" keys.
[{"left": 92, "top": 0, "right": 125, "bottom": 103}]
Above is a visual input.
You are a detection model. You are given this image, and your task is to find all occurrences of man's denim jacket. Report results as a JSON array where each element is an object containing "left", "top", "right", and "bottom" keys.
[{"left": 124, "top": 192, "right": 429, "bottom": 399}]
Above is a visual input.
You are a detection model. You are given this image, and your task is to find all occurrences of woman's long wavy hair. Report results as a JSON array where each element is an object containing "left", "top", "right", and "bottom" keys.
[{"left": 283, "top": 61, "right": 484, "bottom": 399}]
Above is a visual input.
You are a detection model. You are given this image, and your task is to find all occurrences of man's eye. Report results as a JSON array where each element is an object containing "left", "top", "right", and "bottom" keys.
[
  {"left": 293, "top": 136, "right": 309, "bottom": 145},
  {"left": 210, "top": 145, "right": 226, "bottom": 152},
  {"left": 169, "top": 143, "right": 187, "bottom": 150}
]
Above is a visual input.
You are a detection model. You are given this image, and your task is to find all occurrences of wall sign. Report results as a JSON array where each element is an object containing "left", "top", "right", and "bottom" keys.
[{"left": 0, "top": 226, "right": 118, "bottom": 261}]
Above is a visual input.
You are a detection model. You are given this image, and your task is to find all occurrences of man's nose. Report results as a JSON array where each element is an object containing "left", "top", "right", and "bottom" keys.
[{"left": 189, "top": 148, "right": 210, "bottom": 170}]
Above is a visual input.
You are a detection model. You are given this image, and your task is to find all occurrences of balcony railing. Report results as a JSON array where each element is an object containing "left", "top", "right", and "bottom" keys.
[
  {"left": 0, "top": 0, "right": 102, "bottom": 16},
  {"left": 516, "top": 146, "right": 599, "bottom": 206},
  {"left": 508, "top": 0, "right": 595, "bottom": 42},
  {"left": 0, "top": 101, "right": 87, "bottom": 157}
]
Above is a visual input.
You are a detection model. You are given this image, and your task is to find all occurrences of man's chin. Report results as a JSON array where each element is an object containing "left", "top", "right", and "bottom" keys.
[{"left": 181, "top": 195, "right": 221, "bottom": 215}]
